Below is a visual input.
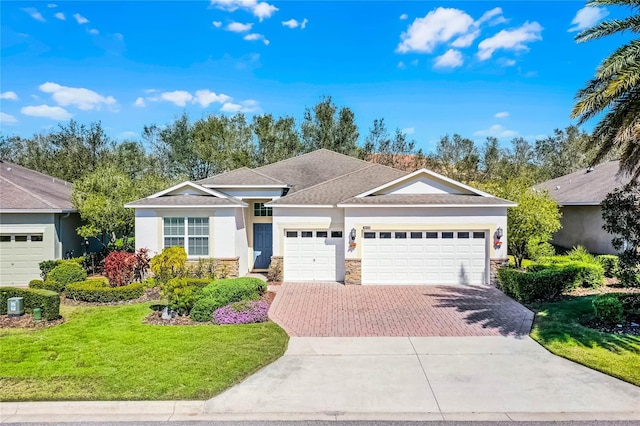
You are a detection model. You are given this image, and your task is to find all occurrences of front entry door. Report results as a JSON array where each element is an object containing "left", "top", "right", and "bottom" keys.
[{"left": 253, "top": 223, "right": 273, "bottom": 269}]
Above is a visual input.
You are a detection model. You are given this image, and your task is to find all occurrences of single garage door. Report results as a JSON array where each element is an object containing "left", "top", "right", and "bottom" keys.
[
  {"left": 362, "top": 230, "right": 487, "bottom": 285},
  {"left": 0, "top": 233, "right": 46, "bottom": 286},
  {"left": 284, "top": 230, "right": 345, "bottom": 281}
]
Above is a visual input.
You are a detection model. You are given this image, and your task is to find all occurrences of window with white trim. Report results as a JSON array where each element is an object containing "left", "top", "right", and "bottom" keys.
[{"left": 163, "top": 217, "right": 209, "bottom": 256}]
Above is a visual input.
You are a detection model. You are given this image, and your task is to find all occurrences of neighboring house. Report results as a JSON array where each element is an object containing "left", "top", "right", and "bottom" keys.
[
  {"left": 0, "top": 161, "right": 84, "bottom": 285},
  {"left": 535, "top": 160, "right": 630, "bottom": 255},
  {"left": 126, "top": 149, "right": 514, "bottom": 285}
]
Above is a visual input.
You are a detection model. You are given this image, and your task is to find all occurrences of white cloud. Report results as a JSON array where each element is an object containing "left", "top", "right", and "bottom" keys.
[
  {"left": 73, "top": 13, "right": 89, "bottom": 24},
  {"left": 22, "top": 8, "right": 45, "bottom": 22},
  {"left": 401, "top": 127, "right": 415, "bottom": 135},
  {"left": 213, "top": 21, "right": 222, "bottom": 28},
  {"left": 160, "top": 91, "right": 193, "bottom": 107},
  {"left": 118, "top": 131, "right": 138, "bottom": 140},
  {"left": 0, "top": 113, "right": 18, "bottom": 125},
  {"left": 476, "top": 7, "right": 503, "bottom": 26},
  {"left": 210, "top": 0, "right": 278, "bottom": 21},
  {"left": 451, "top": 30, "right": 480, "bottom": 48},
  {"left": 88, "top": 28, "right": 99, "bottom": 35},
  {"left": 113, "top": 33, "right": 124, "bottom": 40},
  {"left": 244, "top": 33, "right": 269, "bottom": 45},
  {"left": 503, "top": 58, "right": 516, "bottom": 66},
  {"left": 134, "top": 97, "right": 146, "bottom": 107},
  {"left": 569, "top": 6, "right": 609, "bottom": 32},
  {"left": 227, "top": 21, "right": 253, "bottom": 32},
  {"left": 477, "top": 21, "right": 542, "bottom": 60},
  {"left": 39, "top": 82, "right": 117, "bottom": 110},
  {"left": 494, "top": 111, "right": 509, "bottom": 118},
  {"left": 220, "top": 99, "right": 260, "bottom": 113},
  {"left": 397, "top": 61, "right": 406, "bottom": 69},
  {"left": 194, "top": 89, "right": 232, "bottom": 107},
  {"left": 410, "top": 59, "right": 419, "bottom": 66},
  {"left": 434, "top": 49, "right": 463, "bottom": 68},
  {"left": 473, "top": 124, "right": 518, "bottom": 139},
  {"left": 21, "top": 105, "right": 72, "bottom": 120},
  {"left": 282, "top": 18, "right": 308, "bottom": 29},
  {"left": 54, "top": 12, "right": 65, "bottom": 21},
  {"left": 397, "top": 7, "right": 474, "bottom": 53},
  {"left": 47, "top": 4, "right": 57, "bottom": 8},
  {"left": 399, "top": 13, "right": 408, "bottom": 20},
  {"left": 0, "top": 91, "right": 19, "bottom": 101}
]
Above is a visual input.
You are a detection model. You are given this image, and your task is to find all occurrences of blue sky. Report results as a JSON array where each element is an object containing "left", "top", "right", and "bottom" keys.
[{"left": 0, "top": 1, "right": 627, "bottom": 152}]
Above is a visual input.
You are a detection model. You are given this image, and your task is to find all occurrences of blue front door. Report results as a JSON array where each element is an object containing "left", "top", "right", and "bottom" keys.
[{"left": 253, "top": 223, "right": 273, "bottom": 269}]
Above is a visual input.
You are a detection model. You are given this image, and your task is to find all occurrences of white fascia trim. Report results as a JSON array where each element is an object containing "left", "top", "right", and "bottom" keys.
[
  {"left": 356, "top": 168, "right": 493, "bottom": 198},
  {"left": 558, "top": 202, "right": 600, "bottom": 206},
  {"left": 268, "top": 204, "right": 335, "bottom": 208},
  {"left": 233, "top": 196, "right": 280, "bottom": 200},
  {"left": 0, "top": 209, "right": 76, "bottom": 213},
  {"left": 124, "top": 204, "right": 246, "bottom": 209},
  {"left": 149, "top": 181, "right": 231, "bottom": 199},
  {"left": 337, "top": 203, "right": 518, "bottom": 208},
  {"left": 203, "top": 184, "right": 289, "bottom": 189},
  {"left": 0, "top": 226, "right": 46, "bottom": 233}
]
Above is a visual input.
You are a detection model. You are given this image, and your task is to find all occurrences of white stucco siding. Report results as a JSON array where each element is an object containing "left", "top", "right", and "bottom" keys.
[
  {"left": 234, "top": 208, "right": 249, "bottom": 274},
  {"left": 134, "top": 209, "right": 161, "bottom": 255},
  {"left": 272, "top": 208, "right": 344, "bottom": 256},
  {"left": 381, "top": 176, "right": 471, "bottom": 195},
  {"left": 213, "top": 209, "right": 238, "bottom": 258},
  {"left": 344, "top": 207, "right": 508, "bottom": 260},
  {"left": 553, "top": 206, "right": 617, "bottom": 255}
]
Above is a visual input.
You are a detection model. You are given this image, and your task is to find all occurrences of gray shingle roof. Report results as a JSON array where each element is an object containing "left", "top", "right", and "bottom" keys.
[
  {"left": 338, "top": 193, "right": 515, "bottom": 206},
  {"left": 197, "top": 167, "right": 286, "bottom": 186},
  {"left": 0, "top": 161, "right": 75, "bottom": 211},
  {"left": 534, "top": 161, "right": 630, "bottom": 205},
  {"left": 269, "top": 164, "right": 407, "bottom": 205},
  {"left": 125, "top": 195, "right": 242, "bottom": 207}
]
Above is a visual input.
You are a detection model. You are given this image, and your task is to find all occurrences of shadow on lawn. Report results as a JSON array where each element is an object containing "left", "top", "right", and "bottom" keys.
[{"left": 427, "top": 285, "right": 533, "bottom": 337}]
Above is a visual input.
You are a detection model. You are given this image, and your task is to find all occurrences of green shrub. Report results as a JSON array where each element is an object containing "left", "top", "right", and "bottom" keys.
[
  {"left": 161, "top": 277, "right": 212, "bottom": 315},
  {"left": 66, "top": 279, "right": 144, "bottom": 303},
  {"left": 526, "top": 237, "right": 556, "bottom": 261},
  {"left": 39, "top": 257, "right": 84, "bottom": 280},
  {"left": 190, "top": 278, "right": 266, "bottom": 322},
  {"left": 29, "top": 279, "right": 66, "bottom": 293},
  {"left": 529, "top": 259, "right": 604, "bottom": 289},
  {"left": 48, "top": 263, "right": 87, "bottom": 288},
  {"left": 497, "top": 267, "right": 575, "bottom": 303},
  {"left": 596, "top": 255, "right": 620, "bottom": 278},
  {"left": 567, "top": 245, "right": 597, "bottom": 264},
  {"left": 619, "top": 294, "right": 640, "bottom": 318},
  {"left": 0, "top": 287, "right": 60, "bottom": 320},
  {"left": 593, "top": 294, "right": 624, "bottom": 323},
  {"left": 150, "top": 247, "right": 187, "bottom": 285}
]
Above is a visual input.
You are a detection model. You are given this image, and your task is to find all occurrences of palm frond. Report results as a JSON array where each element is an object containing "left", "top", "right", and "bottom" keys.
[
  {"left": 596, "top": 40, "right": 640, "bottom": 79},
  {"left": 576, "top": 16, "right": 640, "bottom": 42}
]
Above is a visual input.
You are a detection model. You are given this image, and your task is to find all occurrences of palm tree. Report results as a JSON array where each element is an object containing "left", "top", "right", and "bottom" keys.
[{"left": 571, "top": 0, "right": 640, "bottom": 180}]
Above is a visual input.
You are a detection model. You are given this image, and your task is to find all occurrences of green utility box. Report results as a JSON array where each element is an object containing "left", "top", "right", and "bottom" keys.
[{"left": 8, "top": 297, "right": 24, "bottom": 317}]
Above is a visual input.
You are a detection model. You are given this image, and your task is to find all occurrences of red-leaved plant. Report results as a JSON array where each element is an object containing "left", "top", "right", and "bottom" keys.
[{"left": 103, "top": 251, "right": 137, "bottom": 287}]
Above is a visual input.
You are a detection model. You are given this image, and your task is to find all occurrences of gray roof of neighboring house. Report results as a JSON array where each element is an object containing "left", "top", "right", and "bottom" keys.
[
  {"left": 125, "top": 195, "right": 243, "bottom": 207},
  {"left": 338, "top": 193, "right": 515, "bottom": 206},
  {"left": 197, "top": 167, "right": 286, "bottom": 186},
  {"left": 268, "top": 164, "right": 407, "bottom": 205},
  {"left": 0, "top": 161, "right": 75, "bottom": 211},
  {"left": 534, "top": 161, "right": 630, "bottom": 205}
]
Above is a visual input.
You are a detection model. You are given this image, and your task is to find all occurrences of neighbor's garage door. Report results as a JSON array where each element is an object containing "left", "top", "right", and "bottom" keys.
[
  {"left": 284, "top": 230, "right": 345, "bottom": 281},
  {"left": 0, "top": 233, "right": 46, "bottom": 286},
  {"left": 362, "top": 230, "right": 487, "bottom": 285}
]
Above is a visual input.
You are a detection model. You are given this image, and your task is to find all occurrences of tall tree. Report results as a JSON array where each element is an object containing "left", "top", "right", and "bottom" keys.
[
  {"left": 534, "top": 126, "right": 595, "bottom": 181},
  {"left": 301, "top": 96, "right": 361, "bottom": 156},
  {"left": 363, "top": 118, "right": 426, "bottom": 171},
  {"left": 479, "top": 137, "right": 505, "bottom": 182},
  {"left": 571, "top": 0, "right": 640, "bottom": 179},
  {"left": 433, "top": 134, "right": 479, "bottom": 183},
  {"left": 252, "top": 114, "right": 303, "bottom": 166}
]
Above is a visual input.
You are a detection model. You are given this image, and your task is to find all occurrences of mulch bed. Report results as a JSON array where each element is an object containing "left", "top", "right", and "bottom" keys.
[
  {"left": 582, "top": 318, "right": 640, "bottom": 336},
  {"left": 143, "top": 291, "right": 276, "bottom": 326},
  {"left": 564, "top": 279, "right": 640, "bottom": 297},
  {"left": 0, "top": 314, "right": 64, "bottom": 329}
]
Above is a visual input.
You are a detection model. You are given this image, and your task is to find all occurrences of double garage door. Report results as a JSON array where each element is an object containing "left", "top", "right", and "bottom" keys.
[
  {"left": 362, "top": 230, "right": 488, "bottom": 285},
  {"left": 284, "top": 230, "right": 345, "bottom": 281}
]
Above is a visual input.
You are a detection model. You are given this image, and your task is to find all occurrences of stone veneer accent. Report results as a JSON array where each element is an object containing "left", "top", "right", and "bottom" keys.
[
  {"left": 267, "top": 256, "right": 283, "bottom": 282},
  {"left": 344, "top": 259, "right": 362, "bottom": 285},
  {"left": 490, "top": 258, "right": 509, "bottom": 286},
  {"left": 186, "top": 257, "right": 239, "bottom": 279}
]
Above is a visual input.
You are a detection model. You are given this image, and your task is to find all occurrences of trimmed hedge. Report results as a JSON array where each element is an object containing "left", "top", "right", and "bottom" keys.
[
  {"left": 66, "top": 279, "right": 144, "bottom": 303},
  {"left": 48, "top": 262, "right": 87, "bottom": 288},
  {"left": 39, "top": 257, "right": 84, "bottom": 280},
  {"left": 191, "top": 277, "right": 266, "bottom": 322},
  {"left": 597, "top": 255, "right": 620, "bottom": 278},
  {"left": 29, "top": 279, "right": 66, "bottom": 293},
  {"left": 529, "top": 261, "right": 604, "bottom": 288},
  {"left": 593, "top": 294, "right": 624, "bottom": 323},
  {"left": 497, "top": 267, "right": 575, "bottom": 304},
  {"left": 0, "top": 287, "right": 60, "bottom": 320},
  {"left": 161, "top": 278, "right": 213, "bottom": 314}
]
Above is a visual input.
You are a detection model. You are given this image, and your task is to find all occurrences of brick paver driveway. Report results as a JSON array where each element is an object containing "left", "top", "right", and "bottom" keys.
[{"left": 268, "top": 282, "right": 534, "bottom": 337}]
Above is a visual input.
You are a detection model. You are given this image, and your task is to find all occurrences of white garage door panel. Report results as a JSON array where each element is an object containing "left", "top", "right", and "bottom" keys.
[
  {"left": 0, "top": 237, "right": 46, "bottom": 286},
  {"left": 284, "top": 231, "right": 345, "bottom": 282},
  {"left": 362, "top": 230, "right": 487, "bottom": 285}
]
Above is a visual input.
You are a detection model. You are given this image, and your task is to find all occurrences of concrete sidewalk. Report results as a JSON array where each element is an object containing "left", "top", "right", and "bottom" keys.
[{"left": 2, "top": 336, "right": 639, "bottom": 422}]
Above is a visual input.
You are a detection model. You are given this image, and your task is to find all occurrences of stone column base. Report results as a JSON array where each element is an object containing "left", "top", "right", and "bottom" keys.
[
  {"left": 267, "top": 256, "right": 283, "bottom": 282},
  {"left": 490, "top": 258, "right": 509, "bottom": 286},
  {"left": 345, "top": 259, "right": 362, "bottom": 285}
]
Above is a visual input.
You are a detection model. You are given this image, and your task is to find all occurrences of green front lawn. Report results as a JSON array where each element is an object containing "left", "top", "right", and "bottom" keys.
[
  {"left": 0, "top": 303, "right": 289, "bottom": 401},
  {"left": 530, "top": 296, "right": 640, "bottom": 386}
]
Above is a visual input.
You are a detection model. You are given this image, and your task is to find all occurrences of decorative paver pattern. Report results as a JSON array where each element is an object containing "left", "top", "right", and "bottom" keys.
[{"left": 268, "top": 282, "right": 533, "bottom": 337}]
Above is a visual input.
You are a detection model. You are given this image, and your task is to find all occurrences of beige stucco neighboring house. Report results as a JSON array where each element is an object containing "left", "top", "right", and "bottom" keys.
[
  {"left": 0, "top": 161, "right": 84, "bottom": 286},
  {"left": 535, "top": 160, "right": 630, "bottom": 255},
  {"left": 126, "top": 149, "right": 515, "bottom": 286}
]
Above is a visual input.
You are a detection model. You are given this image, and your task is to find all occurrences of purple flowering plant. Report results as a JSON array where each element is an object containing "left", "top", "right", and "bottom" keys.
[{"left": 212, "top": 300, "right": 269, "bottom": 325}]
